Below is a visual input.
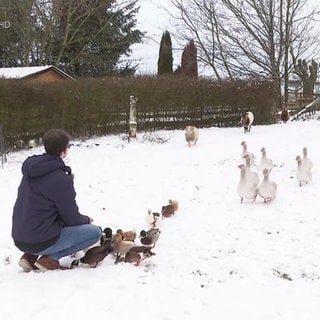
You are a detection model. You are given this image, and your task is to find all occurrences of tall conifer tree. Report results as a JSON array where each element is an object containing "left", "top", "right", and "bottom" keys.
[
  {"left": 157, "top": 30, "right": 173, "bottom": 75},
  {"left": 180, "top": 40, "right": 198, "bottom": 77}
]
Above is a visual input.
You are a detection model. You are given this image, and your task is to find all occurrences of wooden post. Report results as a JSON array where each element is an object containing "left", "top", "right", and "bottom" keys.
[
  {"left": 129, "top": 95, "right": 138, "bottom": 139},
  {"left": 0, "top": 125, "right": 7, "bottom": 167}
]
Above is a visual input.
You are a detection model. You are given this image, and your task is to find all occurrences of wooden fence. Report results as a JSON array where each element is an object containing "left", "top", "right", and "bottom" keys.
[
  {"left": 290, "top": 97, "right": 320, "bottom": 121},
  {"left": 1, "top": 103, "right": 275, "bottom": 150}
]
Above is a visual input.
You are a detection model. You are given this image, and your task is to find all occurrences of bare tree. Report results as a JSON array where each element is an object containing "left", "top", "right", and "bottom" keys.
[
  {"left": 170, "top": 0, "right": 320, "bottom": 105},
  {"left": 171, "top": 0, "right": 232, "bottom": 81},
  {"left": 293, "top": 59, "right": 319, "bottom": 98}
]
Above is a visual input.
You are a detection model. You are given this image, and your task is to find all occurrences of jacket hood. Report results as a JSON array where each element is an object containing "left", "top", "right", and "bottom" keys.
[{"left": 22, "top": 153, "right": 71, "bottom": 179}]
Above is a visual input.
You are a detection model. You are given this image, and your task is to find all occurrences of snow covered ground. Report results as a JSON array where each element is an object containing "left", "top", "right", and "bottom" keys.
[{"left": 1, "top": 119, "right": 320, "bottom": 319}]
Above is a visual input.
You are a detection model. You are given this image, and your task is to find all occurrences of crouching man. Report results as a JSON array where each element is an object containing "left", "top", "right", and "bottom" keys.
[{"left": 11, "top": 128, "right": 102, "bottom": 272}]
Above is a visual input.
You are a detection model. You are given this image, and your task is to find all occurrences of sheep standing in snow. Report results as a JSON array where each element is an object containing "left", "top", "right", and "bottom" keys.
[
  {"left": 185, "top": 126, "right": 199, "bottom": 147},
  {"left": 240, "top": 111, "right": 254, "bottom": 133}
]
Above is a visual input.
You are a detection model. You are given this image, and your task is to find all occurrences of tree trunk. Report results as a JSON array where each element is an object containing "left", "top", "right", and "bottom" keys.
[{"left": 303, "top": 79, "right": 313, "bottom": 98}]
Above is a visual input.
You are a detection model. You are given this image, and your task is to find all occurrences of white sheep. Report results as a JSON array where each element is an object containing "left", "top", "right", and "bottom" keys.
[
  {"left": 240, "top": 111, "right": 254, "bottom": 133},
  {"left": 185, "top": 126, "right": 199, "bottom": 147}
]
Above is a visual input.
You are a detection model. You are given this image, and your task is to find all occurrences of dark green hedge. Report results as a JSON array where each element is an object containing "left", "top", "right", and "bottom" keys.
[{"left": 0, "top": 75, "right": 278, "bottom": 149}]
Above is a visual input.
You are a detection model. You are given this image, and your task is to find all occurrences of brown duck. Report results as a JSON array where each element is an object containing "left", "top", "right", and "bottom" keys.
[
  {"left": 124, "top": 246, "right": 155, "bottom": 266},
  {"left": 116, "top": 228, "right": 137, "bottom": 242},
  {"left": 161, "top": 199, "right": 179, "bottom": 218},
  {"left": 112, "top": 232, "right": 137, "bottom": 263}
]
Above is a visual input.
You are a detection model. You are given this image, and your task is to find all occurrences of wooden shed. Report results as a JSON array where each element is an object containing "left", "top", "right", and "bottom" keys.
[{"left": 0, "top": 65, "right": 75, "bottom": 82}]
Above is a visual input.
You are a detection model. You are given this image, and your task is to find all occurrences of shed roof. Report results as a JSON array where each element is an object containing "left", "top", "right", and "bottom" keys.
[{"left": 0, "top": 65, "right": 75, "bottom": 80}]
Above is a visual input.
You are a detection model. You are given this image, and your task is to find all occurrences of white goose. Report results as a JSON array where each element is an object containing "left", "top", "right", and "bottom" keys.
[
  {"left": 302, "top": 147, "right": 313, "bottom": 170},
  {"left": 243, "top": 154, "right": 259, "bottom": 186},
  {"left": 259, "top": 147, "right": 274, "bottom": 172},
  {"left": 296, "top": 155, "right": 312, "bottom": 187},
  {"left": 237, "top": 164, "right": 258, "bottom": 203},
  {"left": 240, "top": 141, "right": 255, "bottom": 166},
  {"left": 257, "top": 168, "right": 277, "bottom": 203}
]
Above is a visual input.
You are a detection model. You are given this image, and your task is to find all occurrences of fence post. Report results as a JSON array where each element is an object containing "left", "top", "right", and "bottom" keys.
[
  {"left": 129, "top": 95, "right": 138, "bottom": 139},
  {"left": 0, "top": 125, "right": 7, "bottom": 168}
]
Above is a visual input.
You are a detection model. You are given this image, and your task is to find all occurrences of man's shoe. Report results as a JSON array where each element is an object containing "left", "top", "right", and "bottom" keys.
[
  {"left": 34, "top": 255, "right": 60, "bottom": 272},
  {"left": 18, "top": 253, "right": 38, "bottom": 272}
]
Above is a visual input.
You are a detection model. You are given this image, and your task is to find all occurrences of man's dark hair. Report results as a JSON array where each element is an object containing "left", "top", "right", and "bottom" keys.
[{"left": 43, "top": 128, "right": 71, "bottom": 156}]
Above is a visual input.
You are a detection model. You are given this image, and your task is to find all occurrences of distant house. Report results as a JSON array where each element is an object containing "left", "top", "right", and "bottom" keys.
[{"left": 0, "top": 65, "right": 75, "bottom": 82}]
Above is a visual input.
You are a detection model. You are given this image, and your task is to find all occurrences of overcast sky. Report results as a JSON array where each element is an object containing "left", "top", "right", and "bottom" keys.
[
  {"left": 130, "top": 0, "right": 320, "bottom": 76},
  {"left": 130, "top": 0, "right": 179, "bottom": 75}
]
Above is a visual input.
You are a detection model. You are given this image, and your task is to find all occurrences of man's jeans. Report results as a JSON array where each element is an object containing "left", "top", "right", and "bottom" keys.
[{"left": 34, "top": 224, "right": 102, "bottom": 260}]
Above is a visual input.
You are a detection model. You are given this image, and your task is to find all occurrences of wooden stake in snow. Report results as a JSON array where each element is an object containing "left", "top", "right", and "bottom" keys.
[
  {"left": 0, "top": 125, "right": 7, "bottom": 168},
  {"left": 129, "top": 95, "right": 138, "bottom": 138}
]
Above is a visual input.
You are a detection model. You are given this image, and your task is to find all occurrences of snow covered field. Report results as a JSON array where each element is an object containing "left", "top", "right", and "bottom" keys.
[{"left": 1, "top": 120, "right": 320, "bottom": 320}]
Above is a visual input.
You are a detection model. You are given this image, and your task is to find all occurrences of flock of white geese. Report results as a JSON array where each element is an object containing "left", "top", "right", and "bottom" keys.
[{"left": 237, "top": 141, "right": 313, "bottom": 204}]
